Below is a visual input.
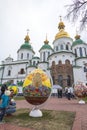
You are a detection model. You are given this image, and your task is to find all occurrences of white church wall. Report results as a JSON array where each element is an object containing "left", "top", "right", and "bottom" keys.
[
  {"left": 73, "top": 67, "right": 83, "bottom": 85},
  {"left": 38, "top": 62, "right": 48, "bottom": 71},
  {"left": 40, "top": 49, "right": 53, "bottom": 62},
  {"left": 1, "top": 62, "right": 28, "bottom": 84},
  {"left": 53, "top": 37, "right": 73, "bottom": 52},
  {"left": 17, "top": 49, "right": 34, "bottom": 60},
  {"left": 48, "top": 52, "right": 75, "bottom": 67},
  {"left": 76, "top": 58, "right": 87, "bottom": 67},
  {"left": 72, "top": 44, "right": 87, "bottom": 57}
]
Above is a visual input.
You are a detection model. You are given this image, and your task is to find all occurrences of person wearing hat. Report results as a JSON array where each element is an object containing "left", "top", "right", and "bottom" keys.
[
  {"left": 5, "top": 89, "right": 16, "bottom": 116},
  {"left": 0, "top": 90, "right": 10, "bottom": 123},
  {"left": 0, "top": 84, "right": 7, "bottom": 100}
]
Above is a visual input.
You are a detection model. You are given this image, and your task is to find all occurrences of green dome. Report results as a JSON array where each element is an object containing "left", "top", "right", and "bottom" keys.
[
  {"left": 20, "top": 42, "right": 32, "bottom": 49},
  {"left": 39, "top": 36, "right": 53, "bottom": 52},
  {"left": 20, "top": 42, "right": 35, "bottom": 54},
  {"left": 18, "top": 33, "right": 35, "bottom": 53},
  {"left": 72, "top": 35, "right": 85, "bottom": 47},
  {"left": 72, "top": 39, "right": 84, "bottom": 47},
  {"left": 39, "top": 44, "right": 53, "bottom": 51},
  {"left": 32, "top": 56, "right": 40, "bottom": 59}
]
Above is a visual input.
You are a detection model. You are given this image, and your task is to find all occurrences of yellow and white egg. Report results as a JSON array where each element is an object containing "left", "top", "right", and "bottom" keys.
[{"left": 23, "top": 69, "right": 52, "bottom": 105}]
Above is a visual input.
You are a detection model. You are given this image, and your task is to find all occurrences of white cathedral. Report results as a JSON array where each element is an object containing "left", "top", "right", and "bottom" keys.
[{"left": 0, "top": 18, "right": 87, "bottom": 87}]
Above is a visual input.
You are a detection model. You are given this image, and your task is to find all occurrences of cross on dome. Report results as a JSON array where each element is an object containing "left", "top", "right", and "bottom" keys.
[
  {"left": 58, "top": 16, "right": 65, "bottom": 30},
  {"left": 24, "top": 29, "right": 30, "bottom": 42},
  {"left": 59, "top": 16, "right": 62, "bottom": 22},
  {"left": 27, "top": 29, "right": 29, "bottom": 35}
]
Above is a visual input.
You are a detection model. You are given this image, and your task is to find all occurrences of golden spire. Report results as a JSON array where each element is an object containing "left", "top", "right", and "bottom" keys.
[
  {"left": 24, "top": 29, "right": 30, "bottom": 42},
  {"left": 75, "top": 28, "right": 80, "bottom": 40},
  {"left": 55, "top": 16, "right": 70, "bottom": 40},
  {"left": 44, "top": 34, "right": 49, "bottom": 44},
  {"left": 58, "top": 16, "right": 65, "bottom": 30}
]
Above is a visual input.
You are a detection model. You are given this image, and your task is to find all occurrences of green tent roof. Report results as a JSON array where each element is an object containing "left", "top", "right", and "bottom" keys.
[
  {"left": 72, "top": 39, "right": 85, "bottom": 47},
  {"left": 20, "top": 42, "right": 35, "bottom": 53},
  {"left": 20, "top": 42, "right": 32, "bottom": 49},
  {"left": 39, "top": 44, "right": 53, "bottom": 51}
]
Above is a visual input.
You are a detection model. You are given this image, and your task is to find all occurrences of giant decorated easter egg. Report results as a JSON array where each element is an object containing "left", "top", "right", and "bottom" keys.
[
  {"left": 8, "top": 84, "right": 18, "bottom": 95},
  {"left": 23, "top": 69, "right": 52, "bottom": 105},
  {"left": 74, "top": 82, "right": 87, "bottom": 98}
]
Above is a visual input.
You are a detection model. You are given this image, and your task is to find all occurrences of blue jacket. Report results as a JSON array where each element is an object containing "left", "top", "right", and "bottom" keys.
[{"left": 0, "top": 94, "right": 10, "bottom": 108}]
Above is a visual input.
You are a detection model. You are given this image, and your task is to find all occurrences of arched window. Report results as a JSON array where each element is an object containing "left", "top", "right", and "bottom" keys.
[
  {"left": 43, "top": 52, "right": 45, "bottom": 61},
  {"left": 60, "top": 44, "right": 63, "bottom": 50},
  {"left": 59, "top": 60, "right": 62, "bottom": 64},
  {"left": 20, "top": 68, "right": 25, "bottom": 74},
  {"left": 48, "top": 52, "right": 50, "bottom": 56},
  {"left": 84, "top": 48, "right": 86, "bottom": 56},
  {"left": 8, "top": 70, "right": 11, "bottom": 76},
  {"left": 65, "top": 59, "right": 70, "bottom": 65},
  {"left": 52, "top": 61, "right": 55, "bottom": 66},
  {"left": 66, "top": 44, "right": 69, "bottom": 50},
  {"left": 27, "top": 53, "right": 29, "bottom": 59},
  {"left": 56, "top": 46, "right": 58, "bottom": 51},
  {"left": 33, "top": 61, "right": 35, "bottom": 66},
  {"left": 84, "top": 66, "right": 87, "bottom": 72},
  {"left": 67, "top": 75, "right": 71, "bottom": 86},
  {"left": 75, "top": 49, "right": 77, "bottom": 57},
  {"left": 79, "top": 47, "right": 83, "bottom": 57},
  {"left": 21, "top": 53, "right": 23, "bottom": 59}
]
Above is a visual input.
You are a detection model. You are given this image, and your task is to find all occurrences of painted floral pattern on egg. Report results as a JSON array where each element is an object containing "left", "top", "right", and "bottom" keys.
[{"left": 23, "top": 69, "right": 52, "bottom": 105}]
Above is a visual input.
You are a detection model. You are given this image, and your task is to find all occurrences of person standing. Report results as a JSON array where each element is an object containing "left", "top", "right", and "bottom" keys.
[
  {"left": 57, "top": 88, "right": 62, "bottom": 98},
  {"left": 65, "top": 87, "right": 68, "bottom": 98},
  {"left": 0, "top": 90, "right": 10, "bottom": 123},
  {"left": 67, "top": 87, "right": 71, "bottom": 100}
]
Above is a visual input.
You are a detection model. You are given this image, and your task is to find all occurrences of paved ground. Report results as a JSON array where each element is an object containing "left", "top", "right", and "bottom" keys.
[{"left": 0, "top": 97, "right": 87, "bottom": 130}]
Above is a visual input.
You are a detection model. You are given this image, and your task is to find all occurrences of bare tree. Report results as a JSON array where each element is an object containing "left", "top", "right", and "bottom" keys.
[{"left": 65, "top": 0, "right": 87, "bottom": 30}]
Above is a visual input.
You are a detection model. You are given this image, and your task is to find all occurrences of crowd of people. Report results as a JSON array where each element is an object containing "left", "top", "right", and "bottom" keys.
[
  {"left": 52, "top": 86, "right": 75, "bottom": 100},
  {"left": 0, "top": 84, "right": 16, "bottom": 123},
  {"left": 64, "top": 86, "right": 75, "bottom": 100}
]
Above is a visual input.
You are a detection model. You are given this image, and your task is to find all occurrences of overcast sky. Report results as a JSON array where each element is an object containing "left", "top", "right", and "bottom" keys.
[{"left": 0, "top": 0, "right": 87, "bottom": 63}]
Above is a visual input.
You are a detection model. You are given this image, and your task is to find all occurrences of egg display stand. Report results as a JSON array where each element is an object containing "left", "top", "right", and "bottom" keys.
[
  {"left": 29, "top": 106, "right": 42, "bottom": 117},
  {"left": 78, "top": 99, "right": 85, "bottom": 104}
]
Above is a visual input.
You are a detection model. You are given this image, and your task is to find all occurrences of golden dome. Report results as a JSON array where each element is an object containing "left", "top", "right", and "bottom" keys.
[
  {"left": 55, "top": 16, "right": 70, "bottom": 40},
  {"left": 24, "top": 35, "right": 30, "bottom": 42},
  {"left": 58, "top": 22, "right": 65, "bottom": 30},
  {"left": 58, "top": 16, "right": 65, "bottom": 30},
  {"left": 24, "top": 29, "right": 30, "bottom": 42},
  {"left": 75, "top": 34, "right": 80, "bottom": 40},
  {"left": 55, "top": 29, "right": 70, "bottom": 39}
]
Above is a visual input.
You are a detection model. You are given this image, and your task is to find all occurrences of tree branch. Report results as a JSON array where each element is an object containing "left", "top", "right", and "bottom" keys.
[{"left": 65, "top": 0, "right": 87, "bottom": 30}]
